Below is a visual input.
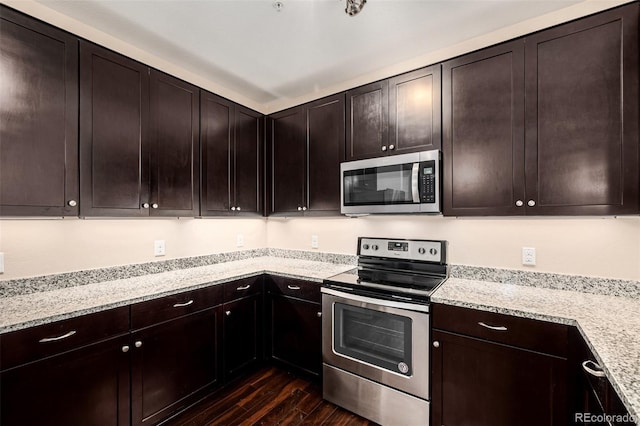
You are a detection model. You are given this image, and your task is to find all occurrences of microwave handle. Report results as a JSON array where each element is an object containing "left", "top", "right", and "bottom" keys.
[{"left": 411, "top": 163, "right": 420, "bottom": 202}]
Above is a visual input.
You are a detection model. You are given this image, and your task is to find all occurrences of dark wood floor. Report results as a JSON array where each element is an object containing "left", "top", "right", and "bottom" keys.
[{"left": 166, "top": 366, "right": 378, "bottom": 426}]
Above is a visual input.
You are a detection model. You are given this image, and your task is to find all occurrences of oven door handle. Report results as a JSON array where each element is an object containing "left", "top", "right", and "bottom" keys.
[
  {"left": 411, "top": 163, "right": 420, "bottom": 202},
  {"left": 321, "top": 287, "right": 429, "bottom": 313}
]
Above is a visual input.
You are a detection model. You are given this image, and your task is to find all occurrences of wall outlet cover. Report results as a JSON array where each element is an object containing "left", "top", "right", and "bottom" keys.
[
  {"left": 154, "top": 240, "right": 166, "bottom": 257},
  {"left": 311, "top": 235, "right": 319, "bottom": 249},
  {"left": 236, "top": 234, "right": 244, "bottom": 247},
  {"left": 522, "top": 247, "right": 536, "bottom": 266}
]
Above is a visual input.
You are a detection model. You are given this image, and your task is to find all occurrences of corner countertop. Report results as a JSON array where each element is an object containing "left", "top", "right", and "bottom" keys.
[
  {"left": 0, "top": 256, "right": 354, "bottom": 334},
  {"left": 432, "top": 277, "right": 640, "bottom": 422}
]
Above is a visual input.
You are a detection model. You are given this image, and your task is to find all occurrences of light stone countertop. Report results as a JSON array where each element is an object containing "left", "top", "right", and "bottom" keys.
[
  {"left": 0, "top": 256, "right": 354, "bottom": 334},
  {"left": 432, "top": 277, "right": 640, "bottom": 422}
]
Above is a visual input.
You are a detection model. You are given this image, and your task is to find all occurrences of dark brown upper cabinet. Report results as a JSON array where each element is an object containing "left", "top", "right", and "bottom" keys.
[
  {"left": 268, "top": 93, "right": 345, "bottom": 216},
  {"left": 200, "top": 91, "right": 263, "bottom": 217},
  {"left": 80, "top": 41, "right": 199, "bottom": 217},
  {"left": 444, "top": 3, "right": 639, "bottom": 216},
  {"left": 442, "top": 40, "right": 526, "bottom": 216},
  {"left": 148, "top": 70, "right": 200, "bottom": 217},
  {"left": 0, "top": 6, "right": 79, "bottom": 216},
  {"left": 346, "top": 66, "right": 441, "bottom": 161},
  {"left": 80, "top": 41, "right": 150, "bottom": 217}
]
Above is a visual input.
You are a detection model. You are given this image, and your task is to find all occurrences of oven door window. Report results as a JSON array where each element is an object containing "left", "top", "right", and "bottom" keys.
[
  {"left": 343, "top": 164, "right": 415, "bottom": 205},
  {"left": 333, "top": 303, "right": 412, "bottom": 376}
]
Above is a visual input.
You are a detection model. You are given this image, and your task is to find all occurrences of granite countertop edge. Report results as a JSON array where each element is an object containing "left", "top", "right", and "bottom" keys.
[{"left": 432, "top": 277, "right": 640, "bottom": 421}]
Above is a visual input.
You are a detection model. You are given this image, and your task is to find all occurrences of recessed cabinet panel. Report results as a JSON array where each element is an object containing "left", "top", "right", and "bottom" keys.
[
  {"left": 149, "top": 71, "right": 200, "bottom": 216},
  {"left": 524, "top": 5, "right": 639, "bottom": 214},
  {"left": 80, "top": 41, "right": 150, "bottom": 216},
  {"left": 443, "top": 42, "right": 525, "bottom": 216},
  {"left": 306, "top": 95, "right": 345, "bottom": 213},
  {"left": 389, "top": 66, "right": 442, "bottom": 154},
  {"left": 346, "top": 81, "right": 388, "bottom": 160},
  {"left": 201, "top": 92, "right": 233, "bottom": 214},
  {"left": 0, "top": 7, "right": 79, "bottom": 216},
  {"left": 234, "top": 106, "right": 263, "bottom": 215}
]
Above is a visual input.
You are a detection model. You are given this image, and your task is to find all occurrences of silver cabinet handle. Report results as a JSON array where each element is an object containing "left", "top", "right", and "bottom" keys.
[
  {"left": 231, "top": 206, "right": 236, "bottom": 211},
  {"left": 67, "top": 200, "right": 77, "bottom": 207},
  {"left": 135, "top": 341, "right": 142, "bottom": 348},
  {"left": 152, "top": 203, "right": 159, "bottom": 209},
  {"left": 582, "top": 360, "right": 606, "bottom": 378},
  {"left": 142, "top": 203, "right": 150, "bottom": 209},
  {"left": 297, "top": 206, "right": 303, "bottom": 211},
  {"left": 515, "top": 200, "right": 524, "bottom": 207},
  {"left": 39, "top": 330, "right": 76, "bottom": 343},
  {"left": 173, "top": 300, "right": 194, "bottom": 308},
  {"left": 236, "top": 285, "right": 251, "bottom": 291},
  {"left": 236, "top": 207, "right": 241, "bottom": 211},
  {"left": 381, "top": 146, "right": 387, "bottom": 152},
  {"left": 433, "top": 341, "right": 440, "bottom": 348},
  {"left": 478, "top": 321, "right": 508, "bottom": 331},
  {"left": 122, "top": 345, "right": 130, "bottom": 353},
  {"left": 317, "top": 312, "right": 322, "bottom": 318},
  {"left": 225, "top": 310, "right": 231, "bottom": 316},
  {"left": 527, "top": 200, "right": 536, "bottom": 207},
  {"left": 288, "top": 285, "right": 301, "bottom": 290},
  {"left": 389, "top": 144, "right": 395, "bottom": 150},
  {"left": 302, "top": 206, "right": 307, "bottom": 211}
]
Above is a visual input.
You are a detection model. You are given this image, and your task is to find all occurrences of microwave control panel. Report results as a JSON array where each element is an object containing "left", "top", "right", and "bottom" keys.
[{"left": 420, "top": 160, "right": 436, "bottom": 203}]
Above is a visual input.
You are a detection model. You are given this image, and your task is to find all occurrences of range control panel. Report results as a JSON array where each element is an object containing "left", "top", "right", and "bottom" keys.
[{"left": 358, "top": 237, "right": 445, "bottom": 263}]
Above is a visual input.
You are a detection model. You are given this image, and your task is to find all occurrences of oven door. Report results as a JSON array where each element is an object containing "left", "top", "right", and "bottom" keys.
[{"left": 321, "top": 287, "right": 430, "bottom": 400}]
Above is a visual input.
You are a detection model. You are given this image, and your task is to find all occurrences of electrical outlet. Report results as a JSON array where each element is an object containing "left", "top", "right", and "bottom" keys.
[
  {"left": 311, "top": 235, "right": 319, "bottom": 249},
  {"left": 0, "top": 252, "right": 4, "bottom": 274},
  {"left": 522, "top": 247, "right": 536, "bottom": 266},
  {"left": 154, "top": 240, "right": 166, "bottom": 257},
  {"left": 236, "top": 234, "right": 244, "bottom": 247}
]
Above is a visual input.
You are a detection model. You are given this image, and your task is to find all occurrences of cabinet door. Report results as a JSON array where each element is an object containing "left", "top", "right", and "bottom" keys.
[
  {"left": 524, "top": 3, "right": 639, "bottom": 215},
  {"left": 149, "top": 70, "right": 199, "bottom": 217},
  {"left": 0, "top": 6, "right": 78, "bottom": 216},
  {"left": 346, "top": 80, "right": 388, "bottom": 160},
  {"left": 200, "top": 90, "right": 233, "bottom": 216},
  {"left": 234, "top": 105, "right": 263, "bottom": 215},
  {"left": 0, "top": 335, "right": 130, "bottom": 426},
  {"left": 80, "top": 41, "right": 150, "bottom": 217},
  {"left": 388, "top": 66, "right": 441, "bottom": 154},
  {"left": 223, "top": 294, "right": 262, "bottom": 381},
  {"left": 131, "top": 308, "right": 221, "bottom": 426},
  {"left": 306, "top": 94, "right": 345, "bottom": 214},
  {"left": 442, "top": 40, "right": 526, "bottom": 216},
  {"left": 431, "top": 330, "right": 567, "bottom": 426},
  {"left": 269, "top": 295, "right": 322, "bottom": 377},
  {"left": 269, "top": 107, "right": 305, "bottom": 215}
]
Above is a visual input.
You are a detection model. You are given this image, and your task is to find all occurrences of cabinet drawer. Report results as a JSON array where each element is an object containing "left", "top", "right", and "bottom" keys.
[
  {"left": 267, "top": 276, "right": 320, "bottom": 303},
  {"left": 223, "top": 276, "right": 262, "bottom": 302},
  {"left": 0, "top": 306, "right": 129, "bottom": 371},
  {"left": 432, "top": 304, "right": 568, "bottom": 357},
  {"left": 131, "top": 285, "right": 222, "bottom": 329}
]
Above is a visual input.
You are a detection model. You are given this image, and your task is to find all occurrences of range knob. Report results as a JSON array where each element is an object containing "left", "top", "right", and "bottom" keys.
[
  {"left": 372, "top": 245, "right": 379, "bottom": 251},
  {"left": 429, "top": 248, "right": 438, "bottom": 256},
  {"left": 418, "top": 247, "right": 426, "bottom": 255},
  {"left": 362, "top": 244, "right": 370, "bottom": 250}
]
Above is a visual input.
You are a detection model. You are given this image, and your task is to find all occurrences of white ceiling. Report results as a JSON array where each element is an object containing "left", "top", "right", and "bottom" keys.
[{"left": 35, "top": 0, "right": 586, "bottom": 109}]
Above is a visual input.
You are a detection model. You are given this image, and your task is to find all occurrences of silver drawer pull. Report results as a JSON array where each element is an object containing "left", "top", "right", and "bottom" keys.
[
  {"left": 173, "top": 300, "right": 194, "bottom": 308},
  {"left": 39, "top": 330, "right": 77, "bottom": 343},
  {"left": 287, "top": 285, "right": 301, "bottom": 290},
  {"left": 236, "top": 285, "right": 251, "bottom": 291},
  {"left": 582, "top": 360, "right": 606, "bottom": 378},
  {"left": 478, "top": 322, "right": 508, "bottom": 331}
]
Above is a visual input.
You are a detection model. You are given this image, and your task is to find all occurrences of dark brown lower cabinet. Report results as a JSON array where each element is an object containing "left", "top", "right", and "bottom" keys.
[
  {"left": 0, "top": 334, "right": 130, "bottom": 426},
  {"left": 431, "top": 329, "right": 567, "bottom": 426},
  {"left": 223, "top": 293, "right": 263, "bottom": 382},
  {"left": 131, "top": 308, "right": 222, "bottom": 425}
]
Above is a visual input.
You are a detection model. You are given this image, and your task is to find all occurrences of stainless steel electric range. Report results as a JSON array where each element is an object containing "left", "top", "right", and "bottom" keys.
[{"left": 321, "top": 237, "right": 449, "bottom": 426}]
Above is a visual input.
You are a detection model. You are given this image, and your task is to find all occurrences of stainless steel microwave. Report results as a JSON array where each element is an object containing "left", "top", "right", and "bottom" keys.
[{"left": 340, "top": 150, "right": 441, "bottom": 215}]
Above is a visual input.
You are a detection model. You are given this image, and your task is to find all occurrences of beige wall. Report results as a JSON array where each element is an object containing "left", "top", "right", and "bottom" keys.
[
  {"left": 267, "top": 216, "right": 640, "bottom": 281},
  {"left": 1, "top": 216, "right": 639, "bottom": 281},
  {"left": 0, "top": 218, "right": 266, "bottom": 280}
]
